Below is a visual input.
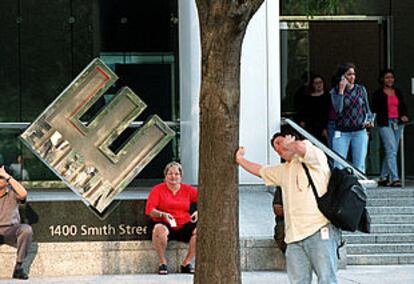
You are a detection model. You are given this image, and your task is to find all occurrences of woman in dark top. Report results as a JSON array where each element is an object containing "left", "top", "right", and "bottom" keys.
[
  {"left": 372, "top": 69, "right": 409, "bottom": 187},
  {"left": 296, "top": 74, "right": 330, "bottom": 144}
]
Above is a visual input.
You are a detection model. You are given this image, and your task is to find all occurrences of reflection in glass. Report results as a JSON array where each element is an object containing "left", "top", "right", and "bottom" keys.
[
  {"left": 0, "top": 129, "right": 56, "bottom": 181},
  {"left": 280, "top": 25, "right": 309, "bottom": 117}
]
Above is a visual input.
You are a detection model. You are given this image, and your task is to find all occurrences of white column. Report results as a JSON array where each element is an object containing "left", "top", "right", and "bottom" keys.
[
  {"left": 178, "top": 0, "right": 281, "bottom": 185},
  {"left": 178, "top": 0, "right": 200, "bottom": 185},
  {"left": 240, "top": 0, "right": 280, "bottom": 184}
]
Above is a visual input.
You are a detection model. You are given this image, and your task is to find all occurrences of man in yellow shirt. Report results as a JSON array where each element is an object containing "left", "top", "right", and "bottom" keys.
[{"left": 235, "top": 132, "right": 338, "bottom": 284}]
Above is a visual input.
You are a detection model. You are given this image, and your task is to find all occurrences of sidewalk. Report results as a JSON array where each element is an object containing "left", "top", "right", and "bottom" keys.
[{"left": 1, "top": 265, "right": 414, "bottom": 284}]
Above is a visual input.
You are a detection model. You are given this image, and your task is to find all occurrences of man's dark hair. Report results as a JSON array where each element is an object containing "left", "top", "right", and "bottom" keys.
[{"left": 270, "top": 128, "right": 302, "bottom": 148}]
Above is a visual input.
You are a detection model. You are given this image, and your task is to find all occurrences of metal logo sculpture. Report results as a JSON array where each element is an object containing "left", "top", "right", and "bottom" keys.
[{"left": 20, "top": 58, "right": 175, "bottom": 217}]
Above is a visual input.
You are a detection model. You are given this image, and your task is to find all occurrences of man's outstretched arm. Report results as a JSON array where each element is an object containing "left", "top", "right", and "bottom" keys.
[{"left": 235, "top": 146, "right": 262, "bottom": 177}]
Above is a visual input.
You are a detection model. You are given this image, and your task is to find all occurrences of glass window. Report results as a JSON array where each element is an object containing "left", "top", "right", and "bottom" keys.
[
  {"left": 0, "top": 0, "right": 179, "bottom": 184},
  {"left": 280, "top": 22, "right": 309, "bottom": 117},
  {"left": 0, "top": 129, "right": 55, "bottom": 182},
  {"left": 98, "top": 53, "right": 180, "bottom": 180}
]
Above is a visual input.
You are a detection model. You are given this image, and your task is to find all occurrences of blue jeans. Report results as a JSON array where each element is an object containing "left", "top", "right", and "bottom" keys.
[
  {"left": 326, "top": 120, "right": 336, "bottom": 167},
  {"left": 327, "top": 120, "right": 336, "bottom": 149},
  {"left": 332, "top": 129, "right": 369, "bottom": 172},
  {"left": 379, "top": 119, "right": 403, "bottom": 181},
  {"left": 286, "top": 224, "right": 339, "bottom": 284}
]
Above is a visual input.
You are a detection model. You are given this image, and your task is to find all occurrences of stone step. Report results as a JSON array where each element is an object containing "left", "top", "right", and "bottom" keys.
[
  {"left": 0, "top": 238, "right": 287, "bottom": 277},
  {"left": 347, "top": 243, "right": 414, "bottom": 254},
  {"left": 367, "top": 198, "right": 414, "bottom": 207},
  {"left": 369, "top": 224, "right": 414, "bottom": 233},
  {"left": 347, "top": 253, "right": 414, "bottom": 265},
  {"left": 366, "top": 189, "right": 414, "bottom": 198},
  {"left": 344, "top": 233, "right": 414, "bottom": 244},
  {"left": 367, "top": 206, "right": 414, "bottom": 215},
  {"left": 0, "top": 237, "right": 347, "bottom": 277},
  {"left": 346, "top": 186, "right": 414, "bottom": 266},
  {"left": 370, "top": 215, "right": 414, "bottom": 224}
]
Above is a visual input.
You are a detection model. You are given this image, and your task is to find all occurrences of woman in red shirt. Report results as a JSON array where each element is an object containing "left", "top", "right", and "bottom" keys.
[
  {"left": 372, "top": 69, "right": 409, "bottom": 187},
  {"left": 145, "top": 162, "right": 198, "bottom": 275}
]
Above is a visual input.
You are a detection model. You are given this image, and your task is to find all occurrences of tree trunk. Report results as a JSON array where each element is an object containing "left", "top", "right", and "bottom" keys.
[{"left": 194, "top": 1, "right": 264, "bottom": 284}]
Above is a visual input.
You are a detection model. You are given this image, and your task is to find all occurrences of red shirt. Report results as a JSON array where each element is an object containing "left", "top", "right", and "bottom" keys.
[
  {"left": 384, "top": 88, "right": 399, "bottom": 118},
  {"left": 145, "top": 183, "right": 198, "bottom": 230}
]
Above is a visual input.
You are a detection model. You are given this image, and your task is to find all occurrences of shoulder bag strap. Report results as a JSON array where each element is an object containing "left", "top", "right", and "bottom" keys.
[{"left": 301, "top": 163, "right": 320, "bottom": 201}]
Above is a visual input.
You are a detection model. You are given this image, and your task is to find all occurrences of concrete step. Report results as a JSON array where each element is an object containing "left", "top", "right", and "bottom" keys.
[
  {"left": 367, "top": 206, "right": 414, "bottom": 214},
  {"left": 367, "top": 198, "right": 414, "bottom": 207},
  {"left": 346, "top": 186, "right": 414, "bottom": 266},
  {"left": 0, "top": 236, "right": 348, "bottom": 277},
  {"left": 344, "top": 233, "right": 414, "bottom": 244},
  {"left": 369, "top": 224, "right": 414, "bottom": 233},
  {"left": 370, "top": 215, "right": 414, "bottom": 224},
  {"left": 366, "top": 188, "right": 414, "bottom": 198},
  {"left": 347, "top": 253, "right": 414, "bottom": 265},
  {"left": 347, "top": 243, "right": 414, "bottom": 254},
  {"left": 0, "top": 238, "right": 288, "bottom": 277}
]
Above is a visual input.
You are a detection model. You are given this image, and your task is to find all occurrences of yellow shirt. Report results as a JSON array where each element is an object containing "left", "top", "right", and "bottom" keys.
[{"left": 259, "top": 140, "right": 330, "bottom": 243}]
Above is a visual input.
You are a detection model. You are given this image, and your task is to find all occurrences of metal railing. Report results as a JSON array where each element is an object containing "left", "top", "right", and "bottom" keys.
[
  {"left": 400, "top": 121, "right": 413, "bottom": 188},
  {"left": 283, "top": 118, "right": 378, "bottom": 188}
]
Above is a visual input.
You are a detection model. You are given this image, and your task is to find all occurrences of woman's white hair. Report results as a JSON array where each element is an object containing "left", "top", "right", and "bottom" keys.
[{"left": 163, "top": 161, "right": 183, "bottom": 177}]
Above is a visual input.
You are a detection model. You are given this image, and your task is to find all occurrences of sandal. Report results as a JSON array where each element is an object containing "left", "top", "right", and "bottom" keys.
[
  {"left": 180, "top": 263, "right": 195, "bottom": 274},
  {"left": 159, "top": 264, "right": 168, "bottom": 275},
  {"left": 391, "top": 180, "right": 401, "bottom": 187}
]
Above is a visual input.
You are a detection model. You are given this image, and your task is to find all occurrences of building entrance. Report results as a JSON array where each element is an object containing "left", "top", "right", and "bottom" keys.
[{"left": 281, "top": 17, "right": 388, "bottom": 175}]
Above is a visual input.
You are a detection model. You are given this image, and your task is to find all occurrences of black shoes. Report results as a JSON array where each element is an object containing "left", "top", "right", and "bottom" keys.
[
  {"left": 378, "top": 179, "right": 389, "bottom": 186},
  {"left": 12, "top": 268, "right": 29, "bottom": 280},
  {"left": 378, "top": 179, "right": 402, "bottom": 187},
  {"left": 180, "top": 263, "right": 195, "bottom": 274},
  {"left": 158, "top": 264, "right": 168, "bottom": 275},
  {"left": 390, "top": 180, "right": 402, "bottom": 187}
]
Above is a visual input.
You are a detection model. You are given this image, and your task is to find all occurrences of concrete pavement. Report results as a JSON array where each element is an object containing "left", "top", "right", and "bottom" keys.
[{"left": 1, "top": 265, "right": 414, "bottom": 283}]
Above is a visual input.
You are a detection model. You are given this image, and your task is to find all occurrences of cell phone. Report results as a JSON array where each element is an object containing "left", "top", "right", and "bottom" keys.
[
  {"left": 340, "top": 75, "right": 349, "bottom": 88},
  {"left": 167, "top": 215, "right": 177, "bottom": 227}
]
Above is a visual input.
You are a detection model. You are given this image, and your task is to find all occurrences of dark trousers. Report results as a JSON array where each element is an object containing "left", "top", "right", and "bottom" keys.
[{"left": 0, "top": 224, "right": 33, "bottom": 263}]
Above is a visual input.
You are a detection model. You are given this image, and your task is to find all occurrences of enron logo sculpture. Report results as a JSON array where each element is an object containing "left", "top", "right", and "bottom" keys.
[{"left": 20, "top": 58, "right": 175, "bottom": 217}]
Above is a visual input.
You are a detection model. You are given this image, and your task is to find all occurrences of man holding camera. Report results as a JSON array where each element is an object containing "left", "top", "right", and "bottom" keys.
[{"left": 0, "top": 166, "right": 33, "bottom": 280}]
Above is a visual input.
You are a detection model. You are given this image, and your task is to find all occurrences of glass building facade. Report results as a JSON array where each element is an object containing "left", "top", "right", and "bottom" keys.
[
  {"left": 0, "top": 0, "right": 179, "bottom": 185},
  {"left": 1, "top": 0, "right": 413, "bottom": 187}
]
